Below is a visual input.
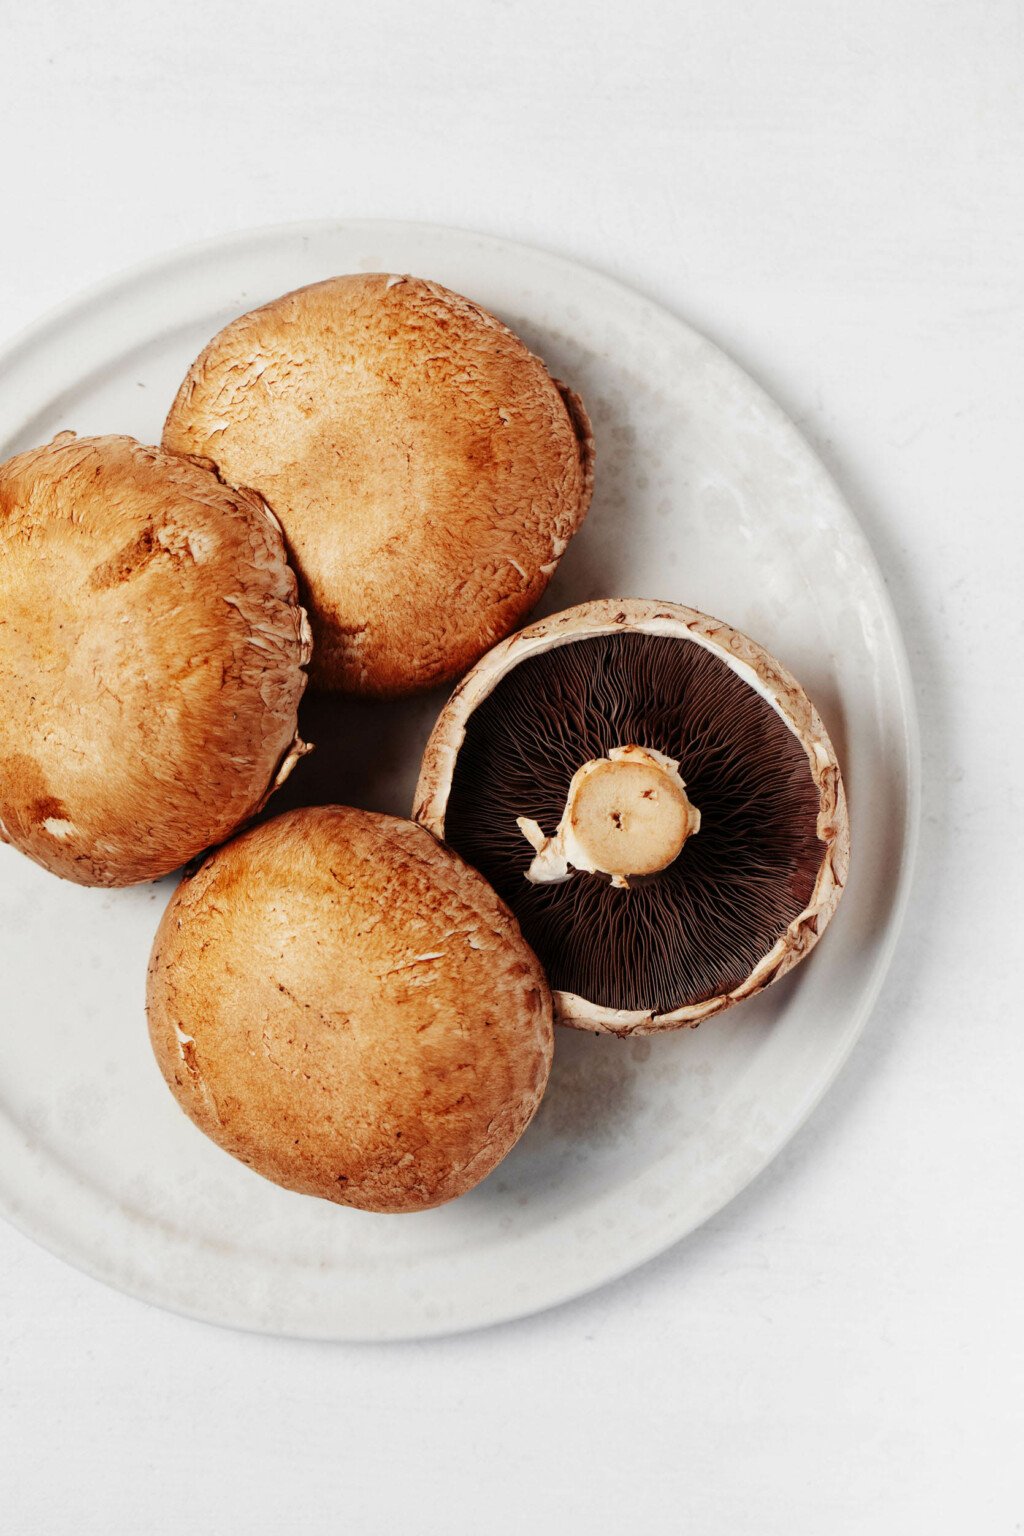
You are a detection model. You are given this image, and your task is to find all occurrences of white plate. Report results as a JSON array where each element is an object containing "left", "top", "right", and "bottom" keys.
[{"left": 0, "top": 221, "right": 919, "bottom": 1340}]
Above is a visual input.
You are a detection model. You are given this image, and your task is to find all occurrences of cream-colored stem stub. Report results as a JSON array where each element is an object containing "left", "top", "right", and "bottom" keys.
[{"left": 517, "top": 745, "right": 701, "bottom": 889}]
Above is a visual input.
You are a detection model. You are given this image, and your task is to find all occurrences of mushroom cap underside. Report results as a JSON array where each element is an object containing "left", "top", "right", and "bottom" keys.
[{"left": 414, "top": 598, "right": 849, "bottom": 1035}]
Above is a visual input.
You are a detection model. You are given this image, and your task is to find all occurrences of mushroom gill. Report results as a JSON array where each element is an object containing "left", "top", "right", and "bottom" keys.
[{"left": 442, "top": 630, "right": 825, "bottom": 1016}]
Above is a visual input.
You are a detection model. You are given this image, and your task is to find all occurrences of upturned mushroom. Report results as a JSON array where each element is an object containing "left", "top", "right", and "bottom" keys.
[
  {"left": 414, "top": 599, "right": 849, "bottom": 1035},
  {"left": 163, "top": 274, "right": 594, "bottom": 697},
  {"left": 0, "top": 433, "right": 311, "bottom": 886},
  {"left": 147, "top": 806, "right": 553, "bottom": 1212}
]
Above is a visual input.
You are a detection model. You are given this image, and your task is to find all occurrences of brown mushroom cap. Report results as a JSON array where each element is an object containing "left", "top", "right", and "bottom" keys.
[
  {"left": 414, "top": 599, "right": 850, "bottom": 1036},
  {"left": 146, "top": 806, "right": 553, "bottom": 1212},
  {"left": 162, "top": 274, "right": 594, "bottom": 697},
  {"left": 0, "top": 433, "right": 311, "bottom": 887}
]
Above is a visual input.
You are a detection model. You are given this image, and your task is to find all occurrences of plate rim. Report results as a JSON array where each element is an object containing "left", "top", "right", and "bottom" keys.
[{"left": 0, "top": 218, "right": 922, "bottom": 1341}]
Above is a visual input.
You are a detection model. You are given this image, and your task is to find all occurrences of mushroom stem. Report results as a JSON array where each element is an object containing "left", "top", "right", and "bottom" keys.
[{"left": 517, "top": 745, "right": 701, "bottom": 889}]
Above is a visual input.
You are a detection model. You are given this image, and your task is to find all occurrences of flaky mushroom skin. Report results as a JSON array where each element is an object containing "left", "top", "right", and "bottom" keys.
[
  {"left": 414, "top": 599, "right": 850, "bottom": 1036},
  {"left": 0, "top": 433, "right": 311, "bottom": 886},
  {"left": 163, "top": 274, "right": 594, "bottom": 697},
  {"left": 146, "top": 807, "right": 553, "bottom": 1213}
]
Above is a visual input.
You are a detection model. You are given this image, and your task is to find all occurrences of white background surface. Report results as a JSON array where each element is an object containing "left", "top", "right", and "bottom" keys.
[{"left": 0, "top": 2, "right": 1020, "bottom": 1531}]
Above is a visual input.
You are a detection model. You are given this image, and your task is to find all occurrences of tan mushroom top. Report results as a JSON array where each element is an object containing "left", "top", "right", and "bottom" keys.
[
  {"left": 147, "top": 806, "right": 553, "bottom": 1213},
  {"left": 0, "top": 433, "right": 311, "bottom": 886},
  {"left": 163, "top": 274, "right": 594, "bottom": 696}
]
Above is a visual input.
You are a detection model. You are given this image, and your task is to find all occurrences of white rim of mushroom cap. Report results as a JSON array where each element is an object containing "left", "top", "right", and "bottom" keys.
[{"left": 414, "top": 598, "right": 850, "bottom": 1036}]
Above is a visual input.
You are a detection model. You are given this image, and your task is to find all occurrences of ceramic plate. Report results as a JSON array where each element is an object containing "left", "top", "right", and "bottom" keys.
[{"left": 0, "top": 221, "right": 918, "bottom": 1339}]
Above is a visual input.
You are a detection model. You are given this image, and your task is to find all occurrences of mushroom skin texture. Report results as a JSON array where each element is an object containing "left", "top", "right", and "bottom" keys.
[
  {"left": 0, "top": 433, "right": 311, "bottom": 887},
  {"left": 414, "top": 599, "right": 850, "bottom": 1036},
  {"left": 146, "top": 806, "right": 553, "bottom": 1213},
  {"left": 162, "top": 273, "right": 594, "bottom": 697}
]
